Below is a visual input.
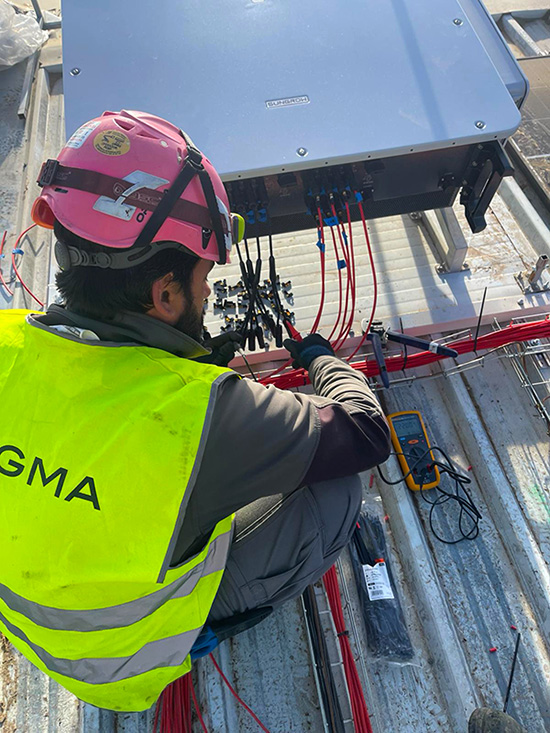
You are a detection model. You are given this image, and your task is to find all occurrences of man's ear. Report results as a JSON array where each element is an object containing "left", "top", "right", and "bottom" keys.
[{"left": 148, "top": 273, "right": 185, "bottom": 324}]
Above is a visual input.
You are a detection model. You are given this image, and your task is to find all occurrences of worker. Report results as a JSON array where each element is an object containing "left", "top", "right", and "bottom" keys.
[{"left": 0, "top": 110, "right": 391, "bottom": 712}]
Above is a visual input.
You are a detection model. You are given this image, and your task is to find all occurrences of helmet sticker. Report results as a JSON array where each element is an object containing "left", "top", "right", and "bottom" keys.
[
  {"left": 93, "top": 170, "right": 169, "bottom": 221},
  {"left": 216, "top": 196, "right": 233, "bottom": 252},
  {"left": 201, "top": 227, "right": 212, "bottom": 250},
  {"left": 65, "top": 120, "right": 101, "bottom": 149},
  {"left": 93, "top": 130, "right": 131, "bottom": 157}
]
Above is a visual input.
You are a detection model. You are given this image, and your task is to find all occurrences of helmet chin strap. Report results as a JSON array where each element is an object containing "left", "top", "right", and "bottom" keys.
[{"left": 132, "top": 133, "right": 228, "bottom": 264}]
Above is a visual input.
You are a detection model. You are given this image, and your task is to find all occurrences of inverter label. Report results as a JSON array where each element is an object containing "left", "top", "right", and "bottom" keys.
[{"left": 265, "top": 95, "right": 310, "bottom": 109}]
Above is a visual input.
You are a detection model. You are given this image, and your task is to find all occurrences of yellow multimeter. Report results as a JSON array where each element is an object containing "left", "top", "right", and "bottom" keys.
[{"left": 387, "top": 411, "right": 440, "bottom": 491}]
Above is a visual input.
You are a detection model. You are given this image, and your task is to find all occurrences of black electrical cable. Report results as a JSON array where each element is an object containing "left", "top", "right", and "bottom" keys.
[
  {"left": 235, "top": 242, "right": 256, "bottom": 337},
  {"left": 473, "top": 286, "right": 488, "bottom": 354},
  {"left": 399, "top": 316, "right": 408, "bottom": 373},
  {"left": 377, "top": 447, "right": 482, "bottom": 544},
  {"left": 235, "top": 238, "right": 278, "bottom": 353},
  {"left": 268, "top": 231, "right": 294, "bottom": 344},
  {"left": 302, "top": 586, "right": 346, "bottom": 733},
  {"left": 246, "top": 238, "right": 269, "bottom": 349},
  {"left": 503, "top": 632, "right": 521, "bottom": 714},
  {"left": 253, "top": 237, "right": 266, "bottom": 349},
  {"left": 268, "top": 232, "right": 284, "bottom": 318},
  {"left": 238, "top": 349, "right": 258, "bottom": 381}
]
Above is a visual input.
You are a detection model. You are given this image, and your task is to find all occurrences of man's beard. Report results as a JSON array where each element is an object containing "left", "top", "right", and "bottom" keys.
[{"left": 173, "top": 302, "right": 204, "bottom": 343}]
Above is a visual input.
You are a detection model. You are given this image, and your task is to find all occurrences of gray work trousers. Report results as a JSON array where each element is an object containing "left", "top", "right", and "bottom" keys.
[{"left": 207, "top": 476, "right": 362, "bottom": 622}]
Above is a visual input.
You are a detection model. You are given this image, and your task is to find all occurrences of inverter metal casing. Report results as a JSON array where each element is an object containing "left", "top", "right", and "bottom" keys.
[{"left": 61, "top": 0, "right": 528, "bottom": 231}]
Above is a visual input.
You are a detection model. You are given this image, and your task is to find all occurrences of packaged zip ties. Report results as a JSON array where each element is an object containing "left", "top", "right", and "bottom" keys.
[{"left": 349, "top": 511, "right": 413, "bottom": 660}]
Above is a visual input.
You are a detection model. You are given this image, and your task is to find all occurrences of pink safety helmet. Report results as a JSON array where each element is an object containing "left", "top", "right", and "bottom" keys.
[{"left": 31, "top": 110, "right": 245, "bottom": 268}]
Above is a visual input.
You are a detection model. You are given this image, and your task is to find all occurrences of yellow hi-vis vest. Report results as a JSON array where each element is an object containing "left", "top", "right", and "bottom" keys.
[{"left": 0, "top": 310, "right": 235, "bottom": 711}]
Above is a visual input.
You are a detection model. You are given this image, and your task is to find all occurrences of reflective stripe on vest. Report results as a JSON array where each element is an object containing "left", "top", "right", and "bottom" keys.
[{"left": 0, "top": 311, "right": 236, "bottom": 711}]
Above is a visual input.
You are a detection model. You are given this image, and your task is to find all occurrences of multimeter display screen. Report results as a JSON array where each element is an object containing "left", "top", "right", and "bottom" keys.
[{"left": 393, "top": 415, "right": 422, "bottom": 436}]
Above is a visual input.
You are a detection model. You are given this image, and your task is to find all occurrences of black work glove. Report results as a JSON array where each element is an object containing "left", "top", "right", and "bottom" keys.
[
  {"left": 283, "top": 333, "right": 335, "bottom": 370},
  {"left": 196, "top": 331, "right": 243, "bottom": 367}
]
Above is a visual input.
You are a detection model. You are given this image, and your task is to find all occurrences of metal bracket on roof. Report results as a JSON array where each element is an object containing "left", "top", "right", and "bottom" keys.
[
  {"left": 500, "top": 14, "right": 545, "bottom": 58},
  {"left": 460, "top": 142, "right": 514, "bottom": 234},
  {"left": 516, "top": 254, "right": 550, "bottom": 292},
  {"left": 29, "top": 0, "right": 62, "bottom": 30},
  {"left": 18, "top": 1, "right": 62, "bottom": 118},
  {"left": 410, "top": 208, "right": 470, "bottom": 273}
]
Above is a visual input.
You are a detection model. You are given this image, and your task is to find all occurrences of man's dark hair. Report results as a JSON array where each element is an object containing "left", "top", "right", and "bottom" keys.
[{"left": 54, "top": 220, "right": 199, "bottom": 320}]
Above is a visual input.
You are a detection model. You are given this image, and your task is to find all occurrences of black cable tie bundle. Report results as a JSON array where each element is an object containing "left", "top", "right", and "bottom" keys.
[{"left": 349, "top": 511, "right": 413, "bottom": 660}]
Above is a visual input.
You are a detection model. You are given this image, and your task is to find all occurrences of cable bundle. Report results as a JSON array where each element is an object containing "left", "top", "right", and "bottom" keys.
[
  {"left": 156, "top": 656, "right": 271, "bottom": 733},
  {"left": 259, "top": 197, "right": 376, "bottom": 384},
  {"left": 323, "top": 565, "right": 374, "bottom": 733},
  {"left": 302, "top": 585, "right": 346, "bottom": 732},
  {"left": 261, "top": 317, "right": 550, "bottom": 389},
  {"left": 154, "top": 673, "right": 197, "bottom": 733}
]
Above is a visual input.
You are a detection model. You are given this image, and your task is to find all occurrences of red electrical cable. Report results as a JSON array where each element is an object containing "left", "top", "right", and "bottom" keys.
[
  {"left": 153, "top": 686, "right": 162, "bottom": 731},
  {"left": 311, "top": 214, "right": 327, "bottom": 334},
  {"left": 262, "top": 318, "right": 550, "bottom": 389},
  {"left": 323, "top": 566, "right": 374, "bottom": 733},
  {"left": 333, "top": 204, "right": 357, "bottom": 351},
  {"left": 10, "top": 224, "right": 45, "bottom": 309},
  {"left": 209, "top": 653, "right": 272, "bottom": 733},
  {"left": 260, "top": 218, "right": 328, "bottom": 384},
  {"left": 347, "top": 201, "right": 377, "bottom": 361},
  {"left": 0, "top": 231, "right": 14, "bottom": 297},
  {"left": 258, "top": 357, "right": 295, "bottom": 384},
  {"left": 327, "top": 225, "right": 345, "bottom": 343},
  {"left": 157, "top": 674, "right": 193, "bottom": 733},
  {"left": 331, "top": 207, "right": 352, "bottom": 346},
  {"left": 190, "top": 677, "right": 209, "bottom": 733},
  {"left": 181, "top": 673, "right": 192, "bottom": 733}
]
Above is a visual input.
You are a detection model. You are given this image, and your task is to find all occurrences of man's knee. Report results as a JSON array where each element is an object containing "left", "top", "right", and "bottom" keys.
[{"left": 307, "top": 474, "right": 362, "bottom": 557}]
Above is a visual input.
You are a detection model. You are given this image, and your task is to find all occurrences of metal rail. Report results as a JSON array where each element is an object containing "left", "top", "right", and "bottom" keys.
[{"left": 492, "top": 317, "right": 550, "bottom": 433}]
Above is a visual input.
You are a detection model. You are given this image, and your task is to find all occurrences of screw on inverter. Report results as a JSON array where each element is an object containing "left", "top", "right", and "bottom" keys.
[{"left": 223, "top": 300, "right": 236, "bottom": 310}]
